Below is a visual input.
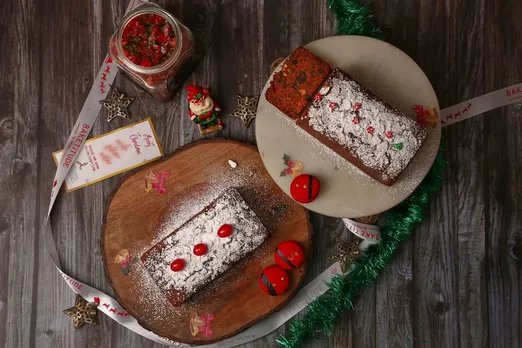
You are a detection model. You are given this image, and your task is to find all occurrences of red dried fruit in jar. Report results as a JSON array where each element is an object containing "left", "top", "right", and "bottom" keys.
[{"left": 108, "top": 2, "right": 195, "bottom": 101}]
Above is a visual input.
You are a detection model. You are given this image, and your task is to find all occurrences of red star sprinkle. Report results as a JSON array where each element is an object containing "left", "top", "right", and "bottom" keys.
[
  {"left": 367, "top": 126, "right": 374, "bottom": 134},
  {"left": 314, "top": 94, "right": 323, "bottom": 103},
  {"left": 352, "top": 116, "right": 359, "bottom": 124},
  {"left": 329, "top": 102, "right": 338, "bottom": 111},
  {"left": 385, "top": 131, "right": 393, "bottom": 138},
  {"left": 353, "top": 103, "right": 362, "bottom": 111}
]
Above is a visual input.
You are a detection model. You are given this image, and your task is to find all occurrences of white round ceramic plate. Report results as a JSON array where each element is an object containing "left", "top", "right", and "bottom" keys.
[{"left": 256, "top": 36, "right": 441, "bottom": 218}]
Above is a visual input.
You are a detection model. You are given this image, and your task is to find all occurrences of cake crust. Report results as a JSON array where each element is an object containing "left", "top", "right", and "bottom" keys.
[
  {"left": 265, "top": 47, "right": 331, "bottom": 119},
  {"left": 299, "top": 68, "right": 429, "bottom": 186}
]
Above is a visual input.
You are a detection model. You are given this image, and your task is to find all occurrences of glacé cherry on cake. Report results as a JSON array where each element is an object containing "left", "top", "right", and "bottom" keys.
[
  {"left": 141, "top": 188, "right": 268, "bottom": 306},
  {"left": 299, "top": 68, "right": 429, "bottom": 186}
]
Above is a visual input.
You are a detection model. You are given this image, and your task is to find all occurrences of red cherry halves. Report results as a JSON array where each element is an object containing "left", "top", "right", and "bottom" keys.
[
  {"left": 193, "top": 243, "right": 208, "bottom": 256},
  {"left": 217, "top": 224, "right": 233, "bottom": 238},
  {"left": 170, "top": 259, "right": 185, "bottom": 272}
]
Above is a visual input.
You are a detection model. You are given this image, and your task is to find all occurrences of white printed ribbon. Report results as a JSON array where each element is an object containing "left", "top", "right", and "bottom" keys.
[
  {"left": 43, "top": 0, "right": 186, "bottom": 346},
  {"left": 43, "top": 3, "right": 522, "bottom": 343},
  {"left": 343, "top": 82, "right": 522, "bottom": 244},
  {"left": 441, "top": 82, "right": 522, "bottom": 127},
  {"left": 342, "top": 218, "right": 381, "bottom": 250},
  {"left": 43, "top": 1, "right": 342, "bottom": 346}
]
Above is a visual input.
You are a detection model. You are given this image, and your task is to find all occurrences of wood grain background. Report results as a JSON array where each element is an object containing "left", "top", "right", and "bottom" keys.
[{"left": 1, "top": 0, "right": 521, "bottom": 347}]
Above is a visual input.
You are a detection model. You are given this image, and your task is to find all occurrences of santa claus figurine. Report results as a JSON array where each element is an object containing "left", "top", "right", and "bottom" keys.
[{"left": 186, "top": 83, "right": 224, "bottom": 134}]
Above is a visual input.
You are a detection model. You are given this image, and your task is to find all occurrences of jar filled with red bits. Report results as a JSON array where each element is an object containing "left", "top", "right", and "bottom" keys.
[{"left": 108, "top": 3, "right": 195, "bottom": 101}]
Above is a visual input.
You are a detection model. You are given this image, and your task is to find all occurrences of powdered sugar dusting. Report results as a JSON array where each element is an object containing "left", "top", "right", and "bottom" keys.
[
  {"left": 128, "top": 156, "right": 291, "bottom": 316},
  {"left": 305, "top": 69, "right": 428, "bottom": 181},
  {"left": 267, "top": 104, "right": 429, "bottom": 198},
  {"left": 141, "top": 188, "right": 268, "bottom": 304}
]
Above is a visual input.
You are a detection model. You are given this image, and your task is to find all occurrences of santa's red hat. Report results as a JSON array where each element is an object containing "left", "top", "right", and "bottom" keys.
[{"left": 186, "top": 83, "right": 208, "bottom": 103}]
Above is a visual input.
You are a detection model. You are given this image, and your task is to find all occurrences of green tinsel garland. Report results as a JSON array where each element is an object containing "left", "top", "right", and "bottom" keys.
[
  {"left": 277, "top": 153, "right": 445, "bottom": 347},
  {"left": 276, "top": 1, "right": 446, "bottom": 347},
  {"left": 327, "top": 0, "right": 382, "bottom": 37}
]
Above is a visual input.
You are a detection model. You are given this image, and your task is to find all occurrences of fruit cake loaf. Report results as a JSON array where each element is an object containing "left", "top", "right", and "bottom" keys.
[
  {"left": 298, "top": 68, "right": 429, "bottom": 186},
  {"left": 141, "top": 188, "right": 268, "bottom": 306},
  {"left": 265, "top": 47, "right": 331, "bottom": 119}
]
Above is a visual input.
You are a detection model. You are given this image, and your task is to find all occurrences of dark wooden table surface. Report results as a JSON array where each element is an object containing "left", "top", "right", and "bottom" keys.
[{"left": 1, "top": 0, "right": 521, "bottom": 347}]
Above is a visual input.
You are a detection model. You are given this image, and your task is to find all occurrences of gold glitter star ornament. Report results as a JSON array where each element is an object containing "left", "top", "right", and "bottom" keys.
[
  {"left": 328, "top": 240, "right": 361, "bottom": 273},
  {"left": 230, "top": 95, "right": 259, "bottom": 128},
  {"left": 63, "top": 295, "right": 99, "bottom": 330},
  {"left": 99, "top": 87, "right": 134, "bottom": 122}
]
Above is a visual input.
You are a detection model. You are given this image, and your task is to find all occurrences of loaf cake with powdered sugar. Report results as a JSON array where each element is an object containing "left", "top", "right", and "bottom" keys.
[
  {"left": 298, "top": 68, "right": 429, "bottom": 185},
  {"left": 141, "top": 188, "right": 268, "bottom": 306}
]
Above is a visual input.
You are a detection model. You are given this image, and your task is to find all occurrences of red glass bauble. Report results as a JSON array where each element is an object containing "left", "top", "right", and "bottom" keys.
[
  {"left": 274, "top": 241, "right": 305, "bottom": 270},
  {"left": 259, "top": 265, "right": 289, "bottom": 296},
  {"left": 290, "top": 174, "right": 320, "bottom": 204}
]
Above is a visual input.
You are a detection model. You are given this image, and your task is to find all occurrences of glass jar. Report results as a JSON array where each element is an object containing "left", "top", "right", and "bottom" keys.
[{"left": 109, "top": 3, "right": 195, "bottom": 101}]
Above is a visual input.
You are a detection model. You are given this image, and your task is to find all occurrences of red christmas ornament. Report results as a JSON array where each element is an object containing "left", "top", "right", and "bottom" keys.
[
  {"left": 274, "top": 241, "right": 305, "bottom": 270},
  {"left": 352, "top": 116, "right": 359, "bottom": 124},
  {"left": 217, "top": 224, "right": 233, "bottom": 238},
  {"left": 413, "top": 105, "right": 424, "bottom": 114},
  {"left": 259, "top": 265, "right": 289, "bottom": 296},
  {"left": 170, "top": 259, "right": 185, "bottom": 272},
  {"left": 193, "top": 243, "right": 208, "bottom": 256},
  {"left": 290, "top": 174, "right": 320, "bottom": 204},
  {"left": 353, "top": 102, "right": 362, "bottom": 111},
  {"left": 367, "top": 126, "right": 374, "bottom": 134},
  {"left": 385, "top": 131, "right": 393, "bottom": 138},
  {"left": 314, "top": 93, "right": 324, "bottom": 103},
  {"left": 414, "top": 105, "right": 439, "bottom": 128}
]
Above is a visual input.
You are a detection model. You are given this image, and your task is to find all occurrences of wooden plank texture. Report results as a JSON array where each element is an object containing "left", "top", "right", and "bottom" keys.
[
  {"left": 484, "top": 1, "right": 522, "bottom": 347},
  {"left": 0, "top": 0, "right": 521, "bottom": 347}
]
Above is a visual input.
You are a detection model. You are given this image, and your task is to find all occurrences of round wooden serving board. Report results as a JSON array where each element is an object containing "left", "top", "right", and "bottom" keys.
[{"left": 101, "top": 139, "right": 312, "bottom": 344}]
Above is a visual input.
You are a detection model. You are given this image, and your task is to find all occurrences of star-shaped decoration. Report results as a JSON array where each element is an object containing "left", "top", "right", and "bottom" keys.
[
  {"left": 328, "top": 240, "right": 360, "bottom": 273},
  {"left": 99, "top": 88, "right": 134, "bottom": 122},
  {"left": 63, "top": 294, "right": 99, "bottom": 330},
  {"left": 229, "top": 95, "right": 259, "bottom": 128}
]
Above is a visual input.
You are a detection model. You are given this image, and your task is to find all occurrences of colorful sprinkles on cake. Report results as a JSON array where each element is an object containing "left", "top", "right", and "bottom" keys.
[{"left": 303, "top": 68, "right": 429, "bottom": 184}]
